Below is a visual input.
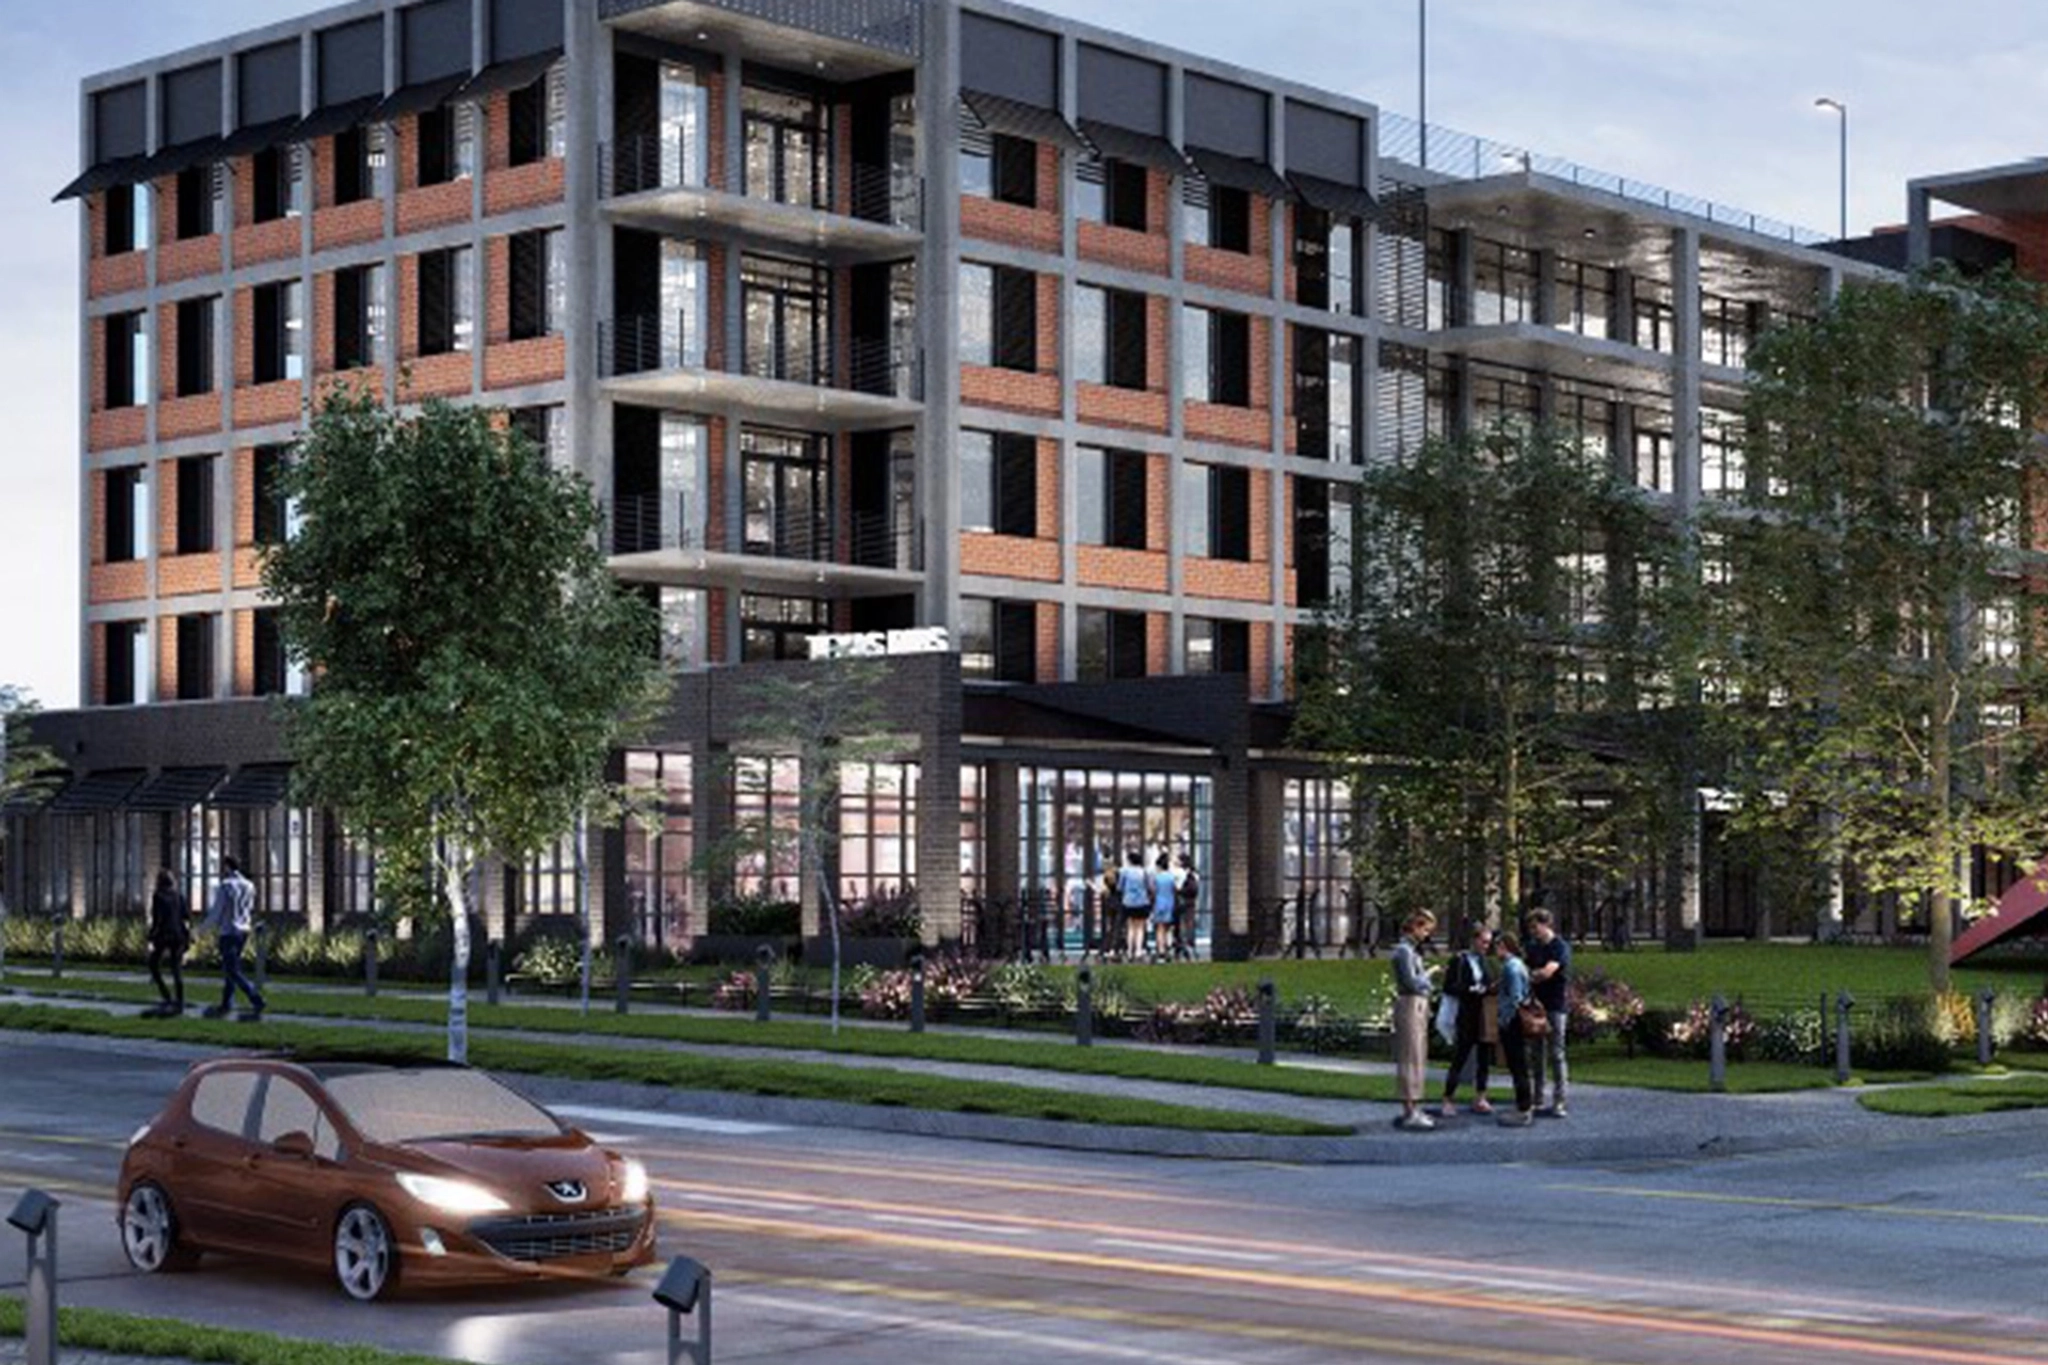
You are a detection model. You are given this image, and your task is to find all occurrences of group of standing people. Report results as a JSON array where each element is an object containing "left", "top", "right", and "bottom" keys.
[
  {"left": 1389, "top": 907, "right": 1571, "bottom": 1131},
  {"left": 142, "top": 857, "right": 269, "bottom": 1022},
  {"left": 1111, "top": 849, "right": 1200, "bottom": 961}
]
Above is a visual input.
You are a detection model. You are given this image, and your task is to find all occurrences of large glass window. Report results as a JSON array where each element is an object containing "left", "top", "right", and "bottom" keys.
[
  {"left": 1076, "top": 446, "right": 1147, "bottom": 549},
  {"left": 517, "top": 835, "right": 581, "bottom": 923},
  {"left": 623, "top": 751, "right": 694, "bottom": 951},
  {"left": 1016, "top": 767, "right": 1215, "bottom": 956},
  {"left": 1701, "top": 293, "right": 1758, "bottom": 369},
  {"left": 743, "top": 85, "right": 828, "bottom": 210},
  {"left": 743, "top": 253, "right": 829, "bottom": 385},
  {"left": 661, "top": 62, "right": 709, "bottom": 188},
  {"left": 961, "top": 430, "right": 1035, "bottom": 537},
  {"left": 1075, "top": 286, "right": 1146, "bottom": 389},
  {"left": 1285, "top": 777, "right": 1355, "bottom": 946},
  {"left": 740, "top": 594, "right": 830, "bottom": 662},
  {"left": 88, "top": 811, "right": 147, "bottom": 916},
  {"left": 1553, "top": 259, "right": 1613, "bottom": 340},
  {"left": 838, "top": 762, "right": 918, "bottom": 906},
  {"left": 104, "top": 465, "right": 147, "bottom": 563},
  {"left": 731, "top": 755, "right": 802, "bottom": 899},
  {"left": 248, "top": 806, "right": 312, "bottom": 921},
  {"left": 1632, "top": 281, "right": 1675, "bottom": 354},
  {"left": 742, "top": 428, "right": 830, "bottom": 562},
  {"left": 1700, "top": 410, "right": 1746, "bottom": 499},
  {"left": 1632, "top": 417, "right": 1674, "bottom": 493},
  {"left": 1471, "top": 240, "right": 1539, "bottom": 326}
]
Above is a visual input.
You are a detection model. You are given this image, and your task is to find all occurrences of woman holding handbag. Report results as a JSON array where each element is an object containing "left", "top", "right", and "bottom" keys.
[
  {"left": 1438, "top": 920, "right": 1495, "bottom": 1117},
  {"left": 1493, "top": 931, "right": 1541, "bottom": 1127}
]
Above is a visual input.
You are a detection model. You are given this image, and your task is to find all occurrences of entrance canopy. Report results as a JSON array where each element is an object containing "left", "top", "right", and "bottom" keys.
[{"left": 1950, "top": 863, "right": 2048, "bottom": 965}]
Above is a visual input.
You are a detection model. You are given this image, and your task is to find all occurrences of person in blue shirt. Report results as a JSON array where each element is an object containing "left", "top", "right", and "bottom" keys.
[
  {"left": 1523, "top": 908, "right": 1573, "bottom": 1117},
  {"left": 1493, "top": 931, "right": 1536, "bottom": 1127},
  {"left": 1115, "top": 850, "right": 1152, "bottom": 961},
  {"left": 1147, "top": 852, "right": 1177, "bottom": 960}
]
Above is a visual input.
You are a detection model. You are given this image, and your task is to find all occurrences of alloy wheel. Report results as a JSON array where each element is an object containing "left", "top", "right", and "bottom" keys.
[
  {"left": 334, "top": 1205, "right": 393, "bottom": 1302},
  {"left": 121, "top": 1184, "right": 173, "bottom": 1273}
]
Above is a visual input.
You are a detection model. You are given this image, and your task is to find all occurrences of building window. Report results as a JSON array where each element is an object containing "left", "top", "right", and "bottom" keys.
[
  {"left": 1077, "top": 156, "right": 1147, "bottom": 231},
  {"left": 959, "top": 263, "right": 1035, "bottom": 372},
  {"left": 1076, "top": 446, "right": 1147, "bottom": 550},
  {"left": 731, "top": 754, "right": 802, "bottom": 899},
  {"left": 1700, "top": 411, "right": 1746, "bottom": 499},
  {"left": 1633, "top": 419, "right": 1674, "bottom": 493},
  {"left": 104, "top": 311, "right": 147, "bottom": 409},
  {"left": 333, "top": 125, "right": 382, "bottom": 205},
  {"left": 962, "top": 126, "right": 1036, "bottom": 207},
  {"left": 1295, "top": 477, "right": 1354, "bottom": 608},
  {"left": 417, "top": 246, "right": 474, "bottom": 356},
  {"left": 1185, "top": 617, "right": 1250, "bottom": 675},
  {"left": 1702, "top": 293, "right": 1759, "bottom": 369},
  {"left": 622, "top": 750, "right": 694, "bottom": 951},
  {"left": 253, "top": 445, "right": 293, "bottom": 546},
  {"left": 174, "top": 455, "right": 215, "bottom": 555},
  {"left": 1633, "top": 282, "right": 1675, "bottom": 354},
  {"left": 105, "top": 182, "right": 148, "bottom": 255},
  {"left": 104, "top": 466, "right": 147, "bottom": 563},
  {"left": 742, "top": 253, "right": 830, "bottom": 385},
  {"left": 1181, "top": 462, "right": 1250, "bottom": 562},
  {"left": 175, "top": 612, "right": 216, "bottom": 701},
  {"left": 253, "top": 280, "right": 304, "bottom": 384},
  {"left": 175, "top": 164, "right": 218, "bottom": 240},
  {"left": 509, "top": 229, "right": 566, "bottom": 341},
  {"left": 510, "top": 406, "right": 570, "bottom": 467},
  {"left": 89, "top": 812, "right": 149, "bottom": 917},
  {"left": 175, "top": 296, "right": 218, "bottom": 397},
  {"left": 417, "top": 104, "right": 477, "bottom": 186},
  {"left": 743, "top": 85, "right": 829, "bottom": 210},
  {"left": 1471, "top": 239, "right": 1539, "bottom": 326},
  {"left": 1285, "top": 777, "right": 1355, "bottom": 935},
  {"left": 959, "top": 598, "right": 1038, "bottom": 683},
  {"left": 1075, "top": 286, "right": 1147, "bottom": 389},
  {"left": 838, "top": 762, "right": 918, "bottom": 906},
  {"left": 1184, "top": 306, "right": 1250, "bottom": 407},
  {"left": 741, "top": 594, "right": 831, "bottom": 663},
  {"left": 509, "top": 62, "right": 568, "bottom": 166},
  {"left": 104, "top": 620, "right": 147, "bottom": 706},
  {"left": 1186, "top": 180, "right": 1250, "bottom": 253},
  {"left": 251, "top": 144, "right": 303, "bottom": 224},
  {"left": 333, "top": 263, "right": 387, "bottom": 371},
  {"left": 1077, "top": 608, "right": 1147, "bottom": 682},
  {"left": 248, "top": 805, "right": 312, "bottom": 923},
  {"left": 1296, "top": 208, "right": 1361, "bottom": 315},
  {"left": 960, "top": 430, "right": 1036, "bottom": 537},
  {"left": 253, "top": 607, "right": 307, "bottom": 697},
  {"left": 1979, "top": 599, "right": 2022, "bottom": 665},
  {"left": 742, "top": 427, "right": 830, "bottom": 560},
  {"left": 1554, "top": 259, "right": 1612, "bottom": 340},
  {"left": 1294, "top": 329, "right": 1358, "bottom": 463}
]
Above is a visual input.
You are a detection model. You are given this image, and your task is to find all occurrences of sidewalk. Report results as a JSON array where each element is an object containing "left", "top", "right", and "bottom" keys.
[{"left": 4, "top": 972, "right": 2031, "bottom": 1165}]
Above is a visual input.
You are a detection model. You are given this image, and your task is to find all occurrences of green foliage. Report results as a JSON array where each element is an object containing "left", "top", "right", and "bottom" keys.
[
  {"left": 1293, "top": 423, "right": 1698, "bottom": 921},
  {"left": 512, "top": 932, "right": 584, "bottom": 986},
  {"left": 259, "top": 389, "right": 667, "bottom": 1054},
  {"left": 706, "top": 895, "right": 803, "bottom": 937},
  {"left": 0, "top": 1300, "right": 465, "bottom": 1364},
  {"left": 1713, "top": 267, "right": 2048, "bottom": 983}
]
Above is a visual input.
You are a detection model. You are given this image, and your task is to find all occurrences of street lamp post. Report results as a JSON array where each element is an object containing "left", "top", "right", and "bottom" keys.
[
  {"left": 1815, "top": 97, "right": 1847, "bottom": 241},
  {"left": 1418, "top": 0, "right": 1428, "bottom": 170}
]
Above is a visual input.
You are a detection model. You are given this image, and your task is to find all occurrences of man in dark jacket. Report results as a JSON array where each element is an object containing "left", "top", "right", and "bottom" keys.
[
  {"left": 144, "top": 869, "right": 190, "bottom": 1017},
  {"left": 1438, "top": 920, "right": 1495, "bottom": 1116}
]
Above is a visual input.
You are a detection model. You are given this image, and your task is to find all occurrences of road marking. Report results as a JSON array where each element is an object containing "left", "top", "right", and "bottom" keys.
[
  {"left": 0, "top": 1128, "right": 128, "bottom": 1151},
  {"left": 0, "top": 1171, "right": 115, "bottom": 1203},
  {"left": 871, "top": 1212, "right": 1040, "bottom": 1237},
  {"left": 1548, "top": 1183, "right": 2048, "bottom": 1227},
  {"left": 662, "top": 1207, "right": 2048, "bottom": 1365},
  {"left": 1091, "top": 1236, "right": 1277, "bottom": 1264},
  {"left": 546, "top": 1104, "right": 789, "bottom": 1136},
  {"left": 667, "top": 1190, "right": 819, "bottom": 1215},
  {"left": 664, "top": 1148, "right": 1264, "bottom": 1211}
]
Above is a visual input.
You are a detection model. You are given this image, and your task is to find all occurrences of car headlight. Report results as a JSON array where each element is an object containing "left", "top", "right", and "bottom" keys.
[
  {"left": 396, "top": 1172, "right": 510, "bottom": 1215},
  {"left": 618, "top": 1158, "right": 649, "bottom": 1204},
  {"left": 128, "top": 1123, "right": 151, "bottom": 1148}
]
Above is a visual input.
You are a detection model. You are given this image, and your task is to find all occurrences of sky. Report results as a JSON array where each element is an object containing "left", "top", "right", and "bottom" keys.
[{"left": 1, "top": 0, "right": 2045, "bottom": 710}]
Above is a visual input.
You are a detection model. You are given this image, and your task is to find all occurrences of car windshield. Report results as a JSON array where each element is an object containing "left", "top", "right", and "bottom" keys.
[{"left": 321, "top": 1069, "right": 564, "bottom": 1145}]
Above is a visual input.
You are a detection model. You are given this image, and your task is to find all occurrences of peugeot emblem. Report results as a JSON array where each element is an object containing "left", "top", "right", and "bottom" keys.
[{"left": 546, "top": 1180, "right": 587, "bottom": 1203}]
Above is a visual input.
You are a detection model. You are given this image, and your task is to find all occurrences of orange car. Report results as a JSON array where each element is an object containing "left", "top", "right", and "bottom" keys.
[{"left": 117, "top": 1056, "right": 657, "bottom": 1300}]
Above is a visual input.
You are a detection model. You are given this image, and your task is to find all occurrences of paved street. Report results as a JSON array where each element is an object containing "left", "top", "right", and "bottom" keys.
[{"left": 4, "top": 1031, "right": 2048, "bottom": 1365}]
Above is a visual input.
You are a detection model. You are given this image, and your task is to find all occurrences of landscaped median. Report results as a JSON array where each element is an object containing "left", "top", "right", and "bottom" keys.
[
  {"left": 1858, "top": 1068, "right": 2048, "bottom": 1118},
  {"left": 0, "top": 1002, "right": 1352, "bottom": 1138},
  {"left": 0, "top": 1299, "right": 463, "bottom": 1365}
]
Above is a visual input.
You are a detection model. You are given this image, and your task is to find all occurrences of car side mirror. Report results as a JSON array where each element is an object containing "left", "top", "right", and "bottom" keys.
[{"left": 273, "top": 1131, "right": 315, "bottom": 1159}]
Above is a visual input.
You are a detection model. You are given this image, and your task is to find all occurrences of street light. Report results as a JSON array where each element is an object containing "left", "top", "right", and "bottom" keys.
[
  {"left": 1418, "top": 0, "right": 1428, "bottom": 170},
  {"left": 1814, "top": 97, "right": 1847, "bottom": 241}
]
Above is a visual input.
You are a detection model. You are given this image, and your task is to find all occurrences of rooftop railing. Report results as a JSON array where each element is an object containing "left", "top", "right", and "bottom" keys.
[{"left": 1379, "top": 111, "right": 1831, "bottom": 248}]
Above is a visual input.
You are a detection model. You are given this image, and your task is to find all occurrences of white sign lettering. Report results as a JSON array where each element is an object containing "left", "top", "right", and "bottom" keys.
[{"left": 807, "top": 627, "right": 953, "bottom": 661}]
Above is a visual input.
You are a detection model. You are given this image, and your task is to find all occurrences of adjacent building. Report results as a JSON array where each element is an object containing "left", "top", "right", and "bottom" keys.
[{"left": 12, "top": 0, "right": 1965, "bottom": 957}]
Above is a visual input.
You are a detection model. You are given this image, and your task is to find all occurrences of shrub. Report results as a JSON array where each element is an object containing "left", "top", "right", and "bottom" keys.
[
  {"left": 2020, "top": 997, "right": 2048, "bottom": 1049},
  {"left": 858, "top": 969, "right": 912, "bottom": 1019},
  {"left": 1290, "top": 993, "right": 1367, "bottom": 1054},
  {"left": 1134, "top": 1000, "right": 1203, "bottom": 1044},
  {"left": 68, "top": 916, "right": 147, "bottom": 963},
  {"left": 838, "top": 891, "right": 921, "bottom": 940},
  {"left": 1849, "top": 996, "right": 1956, "bottom": 1072},
  {"left": 3, "top": 913, "right": 52, "bottom": 958},
  {"left": 1567, "top": 970, "right": 1645, "bottom": 1043},
  {"left": 1663, "top": 998, "right": 1756, "bottom": 1060},
  {"left": 1752, "top": 1007, "right": 1825, "bottom": 1064},
  {"left": 1200, "top": 986, "right": 1259, "bottom": 1040},
  {"left": 707, "top": 896, "right": 801, "bottom": 938},
  {"left": 990, "top": 963, "right": 1062, "bottom": 1014},
  {"left": 925, "top": 952, "right": 991, "bottom": 1013},
  {"left": 514, "top": 935, "right": 584, "bottom": 987},
  {"left": 709, "top": 970, "right": 758, "bottom": 1011}
]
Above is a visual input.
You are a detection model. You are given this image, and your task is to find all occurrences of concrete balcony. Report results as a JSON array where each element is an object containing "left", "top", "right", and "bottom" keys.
[
  {"left": 609, "top": 491, "right": 922, "bottom": 597},
  {"left": 598, "top": 312, "right": 921, "bottom": 427}
]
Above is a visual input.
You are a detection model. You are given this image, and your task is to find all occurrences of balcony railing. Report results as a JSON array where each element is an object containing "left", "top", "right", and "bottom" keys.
[
  {"left": 601, "top": 134, "right": 922, "bottom": 231},
  {"left": 743, "top": 506, "right": 920, "bottom": 571},
  {"left": 602, "top": 312, "right": 920, "bottom": 402},
  {"left": 612, "top": 491, "right": 702, "bottom": 556},
  {"left": 599, "top": 312, "right": 707, "bottom": 380}
]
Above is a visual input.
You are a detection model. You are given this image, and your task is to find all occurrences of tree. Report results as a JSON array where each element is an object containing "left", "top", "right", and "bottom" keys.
[
  {"left": 1710, "top": 267, "right": 2048, "bottom": 989},
  {"left": 704, "top": 658, "right": 896, "bottom": 1035},
  {"left": 0, "top": 686, "right": 66, "bottom": 978},
  {"left": 1293, "top": 423, "right": 1697, "bottom": 928},
  {"left": 262, "top": 389, "right": 667, "bottom": 1060}
]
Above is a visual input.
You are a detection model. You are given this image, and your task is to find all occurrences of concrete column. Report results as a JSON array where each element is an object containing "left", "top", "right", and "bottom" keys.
[
  {"left": 1056, "top": 30, "right": 1081, "bottom": 682},
  {"left": 1215, "top": 749, "right": 1254, "bottom": 959},
  {"left": 1266, "top": 98, "right": 1290, "bottom": 700},
  {"left": 984, "top": 759, "right": 1020, "bottom": 916},
  {"left": 914, "top": 663, "right": 964, "bottom": 944},
  {"left": 1164, "top": 65, "right": 1186, "bottom": 671},
  {"left": 1906, "top": 184, "right": 1932, "bottom": 270},
  {"left": 1670, "top": 228, "right": 1702, "bottom": 519},
  {"left": 918, "top": 0, "right": 963, "bottom": 632}
]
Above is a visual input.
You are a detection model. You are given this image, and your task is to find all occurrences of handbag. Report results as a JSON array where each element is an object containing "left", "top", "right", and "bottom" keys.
[{"left": 1517, "top": 997, "right": 1550, "bottom": 1037}]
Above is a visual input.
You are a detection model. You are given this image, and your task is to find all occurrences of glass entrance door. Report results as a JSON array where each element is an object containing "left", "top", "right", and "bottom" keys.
[{"left": 743, "top": 87, "right": 828, "bottom": 210}]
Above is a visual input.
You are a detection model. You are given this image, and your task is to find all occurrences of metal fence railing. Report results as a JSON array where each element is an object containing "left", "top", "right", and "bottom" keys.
[
  {"left": 600, "top": 135, "right": 922, "bottom": 232},
  {"left": 1379, "top": 111, "right": 1831, "bottom": 248}
]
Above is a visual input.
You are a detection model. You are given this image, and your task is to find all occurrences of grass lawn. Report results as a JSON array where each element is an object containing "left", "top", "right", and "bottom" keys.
[
  {"left": 0, "top": 1001, "right": 1353, "bottom": 1137},
  {"left": 0, "top": 1300, "right": 463, "bottom": 1364},
  {"left": 1858, "top": 1073, "right": 2048, "bottom": 1117}
]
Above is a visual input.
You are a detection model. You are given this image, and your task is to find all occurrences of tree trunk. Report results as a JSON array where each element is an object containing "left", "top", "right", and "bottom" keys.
[
  {"left": 1929, "top": 660, "right": 1955, "bottom": 993},
  {"left": 807, "top": 824, "right": 842, "bottom": 1036},
  {"left": 1501, "top": 742, "right": 1522, "bottom": 923},
  {"left": 576, "top": 811, "right": 592, "bottom": 1016},
  {"left": 442, "top": 860, "right": 473, "bottom": 1064}
]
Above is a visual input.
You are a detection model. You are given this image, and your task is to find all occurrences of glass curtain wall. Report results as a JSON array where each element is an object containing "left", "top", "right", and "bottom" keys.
[
  {"left": 1284, "top": 777, "right": 1358, "bottom": 949},
  {"left": 1017, "top": 767, "right": 1214, "bottom": 956},
  {"left": 731, "top": 755, "right": 802, "bottom": 900},
  {"left": 623, "top": 751, "right": 694, "bottom": 952},
  {"left": 836, "top": 762, "right": 918, "bottom": 907}
]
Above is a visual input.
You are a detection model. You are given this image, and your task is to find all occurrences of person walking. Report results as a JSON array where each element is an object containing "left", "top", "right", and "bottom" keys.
[
  {"left": 1115, "top": 849, "right": 1152, "bottom": 961},
  {"left": 1389, "top": 910, "right": 1438, "bottom": 1130},
  {"left": 143, "top": 869, "right": 190, "bottom": 1017},
  {"left": 1493, "top": 931, "right": 1537, "bottom": 1126},
  {"left": 1171, "top": 853, "right": 1200, "bottom": 961},
  {"left": 1438, "top": 920, "right": 1495, "bottom": 1117},
  {"left": 1524, "top": 908, "right": 1573, "bottom": 1117},
  {"left": 1147, "top": 852, "right": 1177, "bottom": 960},
  {"left": 201, "top": 856, "right": 267, "bottom": 1022}
]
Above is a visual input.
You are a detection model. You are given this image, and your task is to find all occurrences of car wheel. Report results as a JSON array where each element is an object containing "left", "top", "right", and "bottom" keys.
[
  {"left": 333, "top": 1203, "right": 396, "bottom": 1302},
  {"left": 122, "top": 1182, "right": 199, "bottom": 1273}
]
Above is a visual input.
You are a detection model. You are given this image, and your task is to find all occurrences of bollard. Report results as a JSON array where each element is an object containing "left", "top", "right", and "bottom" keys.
[
  {"left": 1257, "top": 979, "right": 1277, "bottom": 1065},
  {"left": 615, "top": 935, "right": 633, "bottom": 1015},
  {"left": 9, "top": 1189, "right": 59, "bottom": 1365},
  {"left": 1707, "top": 994, "right": 1728, "bottom": 1093},
  {"left": 654, "top": 1256, "right": 712, "bottom": 1365},
  {"left": 1075, "top": 966, "right": 1094, "bottom": 1048},
  {"left": 908, "top": 951, "right": 926, "bottom": 1034},
  {"left": 486, "top": 939, "right": 502, "bottom": 1007},
  {"left": 51, "top": 915, "right": 63, "bottom": 981},
  {"left": 1978, "top": 987, "right": 1997, "bottom": 1067},
  {"left": 363, "top": 928, "right": 379, "bottom": 999},
  {"left": 754, "top": 945, "right": 774, "bottom": 1023},
  {"left": 1833, "top": 989, "right": 1855, "bottom": 1084}
]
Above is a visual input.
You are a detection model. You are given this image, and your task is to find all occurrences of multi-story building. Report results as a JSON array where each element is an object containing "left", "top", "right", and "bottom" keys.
[{"left": 10, "top": 0, "right": 1893, "bottom": 957}]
